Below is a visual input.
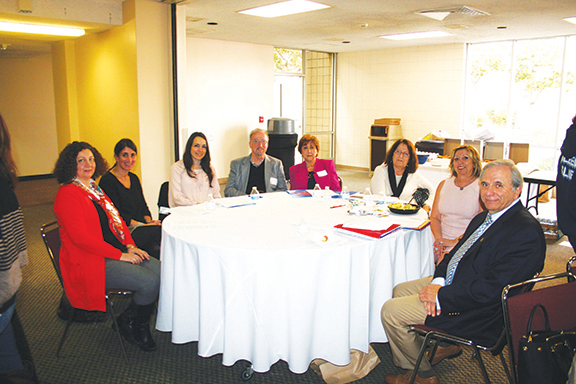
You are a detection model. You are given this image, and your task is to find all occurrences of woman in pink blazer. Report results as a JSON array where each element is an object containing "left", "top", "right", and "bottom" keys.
[{"left": 289, "top": 134, "right": 341, "bottom": 191}]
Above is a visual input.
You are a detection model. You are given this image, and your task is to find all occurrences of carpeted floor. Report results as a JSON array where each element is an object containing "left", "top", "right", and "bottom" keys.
[{"left": 13, "top": 175, "right": 573, "bottom": 384}]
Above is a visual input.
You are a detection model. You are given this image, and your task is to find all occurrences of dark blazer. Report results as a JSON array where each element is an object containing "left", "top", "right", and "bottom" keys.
[
  {"left": 426, "top": 201, "right": 546, "bottom": 346},
  {"left": 289, "top": 158, "right": 341, "bottom": 191}
]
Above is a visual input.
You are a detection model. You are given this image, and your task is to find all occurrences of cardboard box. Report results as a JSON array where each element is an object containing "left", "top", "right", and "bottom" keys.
[
  {"left": 509, "top": 143, "right": 529, "bottom": 163},
  {"left": 374, "top": 118, "right": 401, "bottom": 125}
]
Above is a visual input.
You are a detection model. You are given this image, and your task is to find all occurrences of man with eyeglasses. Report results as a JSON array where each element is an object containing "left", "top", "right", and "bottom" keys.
[
  {"left": 381, "top": 160, "right": 545, "bottom": 384},
  {"left": 224, "top": 128, "right": 287, "bottom": 197}
]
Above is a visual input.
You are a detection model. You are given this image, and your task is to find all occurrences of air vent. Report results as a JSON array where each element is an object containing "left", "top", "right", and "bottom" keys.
[
  {"left": 157, "top": 0, "right": 191, "bottom": 4},
  {"left": 418, "top": 6, "right": 489, "bottom": 21}
]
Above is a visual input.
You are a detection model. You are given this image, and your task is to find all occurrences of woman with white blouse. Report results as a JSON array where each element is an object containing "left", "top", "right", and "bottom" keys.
[
  {"left": 169, "top": 132, "right": 221, "bottom": 207},
  {"left": 370, "top": 138, "right": 434, "bottom": 212}
]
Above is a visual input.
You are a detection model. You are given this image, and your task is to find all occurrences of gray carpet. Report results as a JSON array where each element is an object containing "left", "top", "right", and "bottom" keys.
[{"left": 13, "top": 177, "right": 573, "bottom": 384}]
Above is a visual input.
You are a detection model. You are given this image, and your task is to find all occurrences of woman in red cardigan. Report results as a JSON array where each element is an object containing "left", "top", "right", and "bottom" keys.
[
  {"left": 53, "top": 141, "right": 160, "bottom": 352},
  {"left": 289, "top": 134, "right": 341, "bottom": 191}
]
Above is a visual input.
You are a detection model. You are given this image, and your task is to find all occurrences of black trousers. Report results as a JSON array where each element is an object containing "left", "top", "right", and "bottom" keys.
[{"left": 131, "top": 224, "right": 162, "bottom": 259}]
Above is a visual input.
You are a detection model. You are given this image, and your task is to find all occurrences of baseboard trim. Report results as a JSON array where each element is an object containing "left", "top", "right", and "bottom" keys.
[
  {"left": 335, "top": 164, "right": 370, "bottom": 173},
  {"left": 18, "top": 174, "right": 55, "bottom": 181}
]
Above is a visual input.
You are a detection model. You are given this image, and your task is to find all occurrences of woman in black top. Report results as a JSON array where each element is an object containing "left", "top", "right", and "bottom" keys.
[{"left": 99, "top": 139, "right": 161, "bottom": 259}]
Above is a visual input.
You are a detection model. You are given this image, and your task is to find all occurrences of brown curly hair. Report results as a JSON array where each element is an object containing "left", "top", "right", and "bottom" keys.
[{"left": 53, "top": 141, "right": 108, "bottom": 184}]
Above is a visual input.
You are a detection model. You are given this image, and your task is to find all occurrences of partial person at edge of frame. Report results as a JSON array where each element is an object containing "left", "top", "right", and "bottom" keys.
[
  {"left": 53, "top": 141, "right": 160, "bottom": 352},
  {"left": 370, "top": 138, "right": 435, "bottom": 213},
  {"left": 557, "top": 113, "right": 576, "bottom": 253},
  {"left": 99, "top": 138, "right": 162, "bottom": 259},
  {"left": 289, "top": 134, "right": 341, "bottom": 191},
  {"left": 429, "top": 145, "right": 484, "bottom": 264},
  {"left": 169, "top": 132, "right": 221, "bottom": 207},
  {"left": 0, "top": 113, "right": 34, "bottom": 383},
  {"left": 224, "top": 128, "right": 287, "bottom": 197}
]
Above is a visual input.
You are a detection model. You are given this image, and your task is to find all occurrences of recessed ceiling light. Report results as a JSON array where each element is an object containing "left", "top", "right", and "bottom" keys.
[
  {"left": 0, "top": 21, "right": 85, "bottom": 37},
  {"left": 380, "top": 31, "right": 452, "bottom": 41},
  {"left": 239, "top": 0, "right": 330, "bottom": 18},
  {"left": 564, "top": 17, "right": 576, "bottom": 25}
]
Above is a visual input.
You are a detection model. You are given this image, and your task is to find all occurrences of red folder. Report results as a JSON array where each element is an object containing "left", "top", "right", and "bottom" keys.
[{"left": 334, "top": 223, "right": 401, "bottom": 239}]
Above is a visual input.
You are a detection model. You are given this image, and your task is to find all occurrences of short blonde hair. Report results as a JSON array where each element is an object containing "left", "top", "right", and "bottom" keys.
[
  {"left": 449, "top": 145, "right": 482, "bottom": 178},
  {"left": 249, "top": 128, "right": 269, "bottom": 142}
]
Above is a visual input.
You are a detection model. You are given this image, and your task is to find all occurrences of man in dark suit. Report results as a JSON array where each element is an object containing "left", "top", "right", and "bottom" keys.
[{"left": 381, "top": 159, "right": 546, "bottom": 384}]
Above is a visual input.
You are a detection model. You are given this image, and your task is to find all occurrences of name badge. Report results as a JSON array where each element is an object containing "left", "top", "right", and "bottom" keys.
[
  {"left": 270, "top": 177, "right": 278, "bottom": 186},
  {"left": 317, "top": 170, "right": 328, "bottom": 177}
]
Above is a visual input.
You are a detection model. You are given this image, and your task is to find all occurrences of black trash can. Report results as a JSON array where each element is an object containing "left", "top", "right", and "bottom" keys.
[{"left": 267, "top": 118, "right": 298, "bottom": 181}]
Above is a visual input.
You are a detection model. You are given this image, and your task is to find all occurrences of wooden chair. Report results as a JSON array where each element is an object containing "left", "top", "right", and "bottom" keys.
[
  {"left": 40, "top": 221, "right": 132, "bottom": 363},
  {"left": 502, "top": 271, "right": 576, "bottom": 384}
]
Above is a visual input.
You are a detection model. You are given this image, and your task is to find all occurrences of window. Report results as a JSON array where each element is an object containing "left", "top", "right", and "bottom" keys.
[
  {"left": 464, "top": 36, "right": 576, "bottom": 170},
  {"left": 273, "top": 48, "right": 336, "bottom": 160}
]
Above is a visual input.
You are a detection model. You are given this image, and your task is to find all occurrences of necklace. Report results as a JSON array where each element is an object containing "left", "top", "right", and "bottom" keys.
[{"left": 455, "top": 177, "right": 475, "bottom": 191}]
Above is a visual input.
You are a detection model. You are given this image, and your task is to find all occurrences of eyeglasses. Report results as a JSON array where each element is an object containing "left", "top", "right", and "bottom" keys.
[
  {"left": 252, "top": 140, "right": 268, "bottom": 145},
  {"left": 394, "top": 150, "right": 410, "bottom": 158}
]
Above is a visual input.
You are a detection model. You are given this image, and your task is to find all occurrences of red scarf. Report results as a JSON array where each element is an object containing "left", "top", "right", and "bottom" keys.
[{"left": 72, "top": 178, "right": 127, "bottom": 245}]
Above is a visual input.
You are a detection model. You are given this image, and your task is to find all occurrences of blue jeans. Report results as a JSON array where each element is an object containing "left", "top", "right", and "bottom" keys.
[{"left": 0, "top": 294, "right": 23, "bottom": 374}]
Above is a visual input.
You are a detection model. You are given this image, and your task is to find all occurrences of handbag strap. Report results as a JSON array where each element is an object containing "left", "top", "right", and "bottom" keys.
[{"left": 526, "top": 303, "right": 551, "bottom": 335}]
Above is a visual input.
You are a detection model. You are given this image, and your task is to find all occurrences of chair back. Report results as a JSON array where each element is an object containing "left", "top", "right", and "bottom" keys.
[
  {"left": 40, "top": 221, "right": 63, "bottom": 286},
  {"left": 157, "top": 181, "right": 169, "bottom": 221},
  {"left": 567, "top": 255, "right": 576, "bottom": 282},
  {"left": 502, "top": 272, "right": 576, "bottom": 373}
]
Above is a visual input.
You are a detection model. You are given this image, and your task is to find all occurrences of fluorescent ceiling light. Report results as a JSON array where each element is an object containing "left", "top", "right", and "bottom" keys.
[
  {"left": 239, "top": 0, "right": 330, "bottom": 18},
  {"left": 380, "top": 31, "right": 452, "bottom": 41},
  {"left": 564, "top": 17, "right": 576, "bottom": 25},
  {"left": 0, "top": 21, "right": 85, "bottom": 37}
]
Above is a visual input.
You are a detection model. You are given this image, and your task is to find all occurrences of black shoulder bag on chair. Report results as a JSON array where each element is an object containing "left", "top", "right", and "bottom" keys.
[{"left": 517, "top": 304, "right": 576, "bottom": 384}]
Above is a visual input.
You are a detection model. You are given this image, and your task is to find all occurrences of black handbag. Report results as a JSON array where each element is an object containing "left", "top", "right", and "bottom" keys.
[{"left": 517, "top": 304, "right": 576, "bottom": 384}]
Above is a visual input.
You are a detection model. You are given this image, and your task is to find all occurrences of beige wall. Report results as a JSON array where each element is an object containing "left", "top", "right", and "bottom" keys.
[
  {"left": 185, "top": 38, "right": 274, "bottom": 180},
  {"left": 336, "top": 44, "right": 465, "bottom": 169},
  {"left": 0, "top": 54, "right": 59, "bottom": 176},
  {"left": 134, "top": 0, "right": 172, "bottom": 218}
]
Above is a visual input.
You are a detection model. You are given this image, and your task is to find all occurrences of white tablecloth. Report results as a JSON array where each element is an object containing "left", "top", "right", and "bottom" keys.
[{"left": 156, "top": 192, "right": 434, "bottom": 373}]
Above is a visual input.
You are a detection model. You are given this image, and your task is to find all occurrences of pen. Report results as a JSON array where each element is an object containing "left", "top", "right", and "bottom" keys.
[{"left": 330, "top": 204, "right": 346, "bottom": 209}]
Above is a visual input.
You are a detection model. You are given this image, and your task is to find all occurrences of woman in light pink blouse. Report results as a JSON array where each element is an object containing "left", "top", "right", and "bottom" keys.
[{"left": 169, "top": 132, "right": 221, "bottom": 207}]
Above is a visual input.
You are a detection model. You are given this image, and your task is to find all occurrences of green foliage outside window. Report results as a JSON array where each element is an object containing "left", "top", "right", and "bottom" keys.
[{"left": 274, "top": 48, "right": 302, "bottom": 73}]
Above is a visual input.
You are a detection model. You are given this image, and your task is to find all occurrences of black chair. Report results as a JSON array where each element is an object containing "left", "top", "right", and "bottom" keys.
[
  {"left": 157, "top": 181, "right": 170, "bottom": 221},
  {"left": 567, "top": 255, "right": 576, "bottom": 282},
  {"left": 40, "top": 221, "right": 132, "bottom": 363},
  {"left": 408, "top": 325, "right": 510, "bottom": 384},
  {"left": 407, "top": 271, "right": 543, "bottom": 384},
  {"left": 338, "top": 176, "right": 343, "bottom": 190},
  {"left": 502, "top": 271, "right": 576, "bottom": 384}
]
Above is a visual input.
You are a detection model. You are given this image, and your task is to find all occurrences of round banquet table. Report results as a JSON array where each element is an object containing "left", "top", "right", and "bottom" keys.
[{"left": 156, "top": 191, "right": 434, "bottom": 374}]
